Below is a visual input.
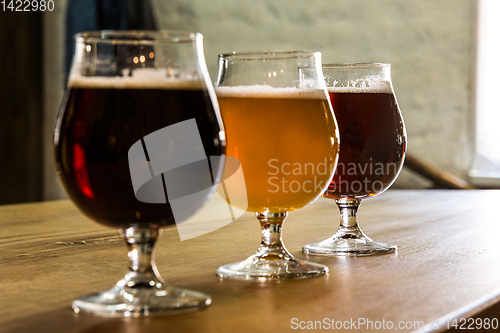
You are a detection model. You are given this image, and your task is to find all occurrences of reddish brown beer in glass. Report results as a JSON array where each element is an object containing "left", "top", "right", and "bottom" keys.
[
  {"left": 303, "top": 63, "right": 407, "bottom": 256},
  {"left": 325, "top": 89, "right": 406, "bottom": 199}
]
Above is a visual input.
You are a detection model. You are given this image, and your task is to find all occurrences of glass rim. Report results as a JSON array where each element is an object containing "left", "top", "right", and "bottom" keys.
[
  {"left": 322, "top": 63, "right": 390, "bottom": 69},
  {"left": 219, "top": 50, "right": 320, "bottom": 60},
  {"left": 74, "top": 30, "right": 199, "bottom": 45}
]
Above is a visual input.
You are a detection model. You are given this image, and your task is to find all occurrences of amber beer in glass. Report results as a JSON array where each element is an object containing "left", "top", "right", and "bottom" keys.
[
  {"left": 216, "top": 88, "right": 336, "bottom": 212},
  {"left": 215, "top": 51, "right": 339, "bottom": 280},
  {"left": 54, "top": 31, "right": 225, "bottom": 316},
  {"left": 303, "top": 63, "right": 406, "bottom": 256}
]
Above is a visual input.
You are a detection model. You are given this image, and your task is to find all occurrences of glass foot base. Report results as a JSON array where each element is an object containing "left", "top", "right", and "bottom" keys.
[
  {"left": 303, "top": 236, "right": 396, "bottom": 256},
  {"left": 216, "top": 255, "right": 328, "bottom": 281},
  {"left": 72, "top": 283, "right": 211, "bottom": 317}
]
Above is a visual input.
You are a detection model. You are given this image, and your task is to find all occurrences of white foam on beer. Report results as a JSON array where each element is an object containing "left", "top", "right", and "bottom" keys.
[
  {"left": 326, "top": 80, "right": 392, "bottom": 94},
  {"left": 215, "top": 85, "right": 327, "bottom": 99},
  {"left": 68, "top": 68, "right": 205, "bottom": 89}
]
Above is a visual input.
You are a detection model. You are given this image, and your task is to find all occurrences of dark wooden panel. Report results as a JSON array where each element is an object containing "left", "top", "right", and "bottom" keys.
[{"left": 0, "top": 9, "right": 43, "bottom": 203}]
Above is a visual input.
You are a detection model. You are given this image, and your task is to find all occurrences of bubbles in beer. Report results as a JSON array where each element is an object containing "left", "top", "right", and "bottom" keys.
[
  {"left": 215, "top": 85, "right": 327, "bottom": 99},
  {"left": 69, "top": 68, "right": 205, "bottom": 90},
  {"left": 326, "top": 80, "right": 392, "bottom": 94}
]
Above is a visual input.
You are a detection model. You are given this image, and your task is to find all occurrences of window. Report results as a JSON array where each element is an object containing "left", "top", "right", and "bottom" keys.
[{"left": 470, "top": 0, "right": 500, "bottom": 187}]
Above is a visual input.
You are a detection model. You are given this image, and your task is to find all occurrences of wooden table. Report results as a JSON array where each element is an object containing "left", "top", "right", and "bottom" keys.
[{"left": 1, "top": 190, "right": 500, "bottom": 332}]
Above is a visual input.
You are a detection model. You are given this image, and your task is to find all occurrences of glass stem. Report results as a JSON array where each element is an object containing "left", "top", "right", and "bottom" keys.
[
  {"left": 119, "top": 226, "right": 164, "bottom": 289},
  {"left": 255, "top": 212, "right": 293, "bottom": 260},
  {"left": 334, "top": 198, "right": 367, "bottom": 239}
]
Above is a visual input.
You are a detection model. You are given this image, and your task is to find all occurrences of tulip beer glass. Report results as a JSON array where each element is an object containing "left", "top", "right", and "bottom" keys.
[
  {"left": 54, "top": 31, "right": 225, "bottom": 316},
  {"left": 303, "top": 63, "right": 406, "bottom": 256},
  {"left": 215, "top": 51, "right": 339, "bottom": 280}
]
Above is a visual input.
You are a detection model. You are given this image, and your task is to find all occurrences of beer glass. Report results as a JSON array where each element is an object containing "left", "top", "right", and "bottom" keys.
[
  {"left": 215, "top": 51, "right": 339, "bottom": 280},
  {"left": 303, "top": 63, "right": 407, "bottom": 256},
  {"left": 54, "top": 31, "right": 225, "bottom": 316}
]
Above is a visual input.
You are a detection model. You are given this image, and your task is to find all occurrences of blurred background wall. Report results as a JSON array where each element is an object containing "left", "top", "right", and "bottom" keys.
[{"left": 36, "top": 0, "right": 476, "bottom": 201}]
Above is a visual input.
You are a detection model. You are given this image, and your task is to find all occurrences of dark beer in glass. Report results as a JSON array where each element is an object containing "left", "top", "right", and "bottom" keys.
[
  {"left": 54, "top": 31, "right": 224, "bottom": 316},
  {"left": 303, "top": 63, "right": 406, "bottom": 256},
  {"left": 56, "top": 84, "right": 223, "bottom": 228},
  {"left": 326, "top": 88, "right": 405, "bottom": 198}
]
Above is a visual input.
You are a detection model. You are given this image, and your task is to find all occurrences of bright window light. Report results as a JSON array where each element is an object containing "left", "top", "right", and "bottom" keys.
[{"left": 470, "top": 0, "right": 500, "bottom": 186}]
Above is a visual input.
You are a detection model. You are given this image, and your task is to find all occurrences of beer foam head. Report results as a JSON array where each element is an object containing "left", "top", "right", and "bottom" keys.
[
  {"left": 326, "top": 80, "right": 392, "bottom": 94},
  {"left": 215, "top": 85, "right": 327, "bottom": 99},
  {"left": 68, "top": 68, "right": 205, "bottom": 89}
]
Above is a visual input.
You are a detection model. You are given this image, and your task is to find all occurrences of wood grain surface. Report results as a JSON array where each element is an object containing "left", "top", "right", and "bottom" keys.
[{"left": 1, "top": 190, "right": 500, "bottom": 332}]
